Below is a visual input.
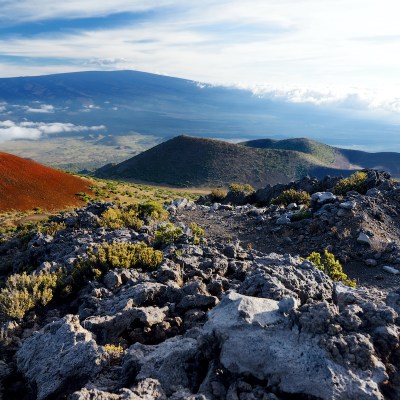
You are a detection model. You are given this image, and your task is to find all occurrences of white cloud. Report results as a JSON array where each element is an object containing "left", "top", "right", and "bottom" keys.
[
  {"left": 0, "top": 120, "right": 106, "bottom": 143},
  {"left": 86, "top": 58, "right": 130, "bottom": 67},
  {"left": 0, "top": 0, "right": 399, "bottom": 128},
  {"left": 0, "top": 1, "right": 181, "bottom": 22},
  {"left": 24, "top": 104, "right": 55, "bottom": 113},
  {"left": 0, "top": 0, "right": 399, "bottom": 92}
]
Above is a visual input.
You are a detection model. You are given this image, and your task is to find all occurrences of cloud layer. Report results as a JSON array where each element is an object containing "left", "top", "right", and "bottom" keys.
[
  {"left": 0, "top": 120, "right": 105, "bottom": 142},
  {"left": 0, "top": 0, "right": 399, "bottom": 91},
  {"left": 0, "top": 1, "right": 399, "bottom": 138}
]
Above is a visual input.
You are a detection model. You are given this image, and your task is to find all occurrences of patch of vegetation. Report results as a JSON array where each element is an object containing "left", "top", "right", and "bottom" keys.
[
  {"left": 155, "top": 223, "right": 184, "bottom": 245},
  {"left": 228, "top": 183, "right": 255, "bottom": 195},
  {"left": 210, "top": 188, "right": 227, "bottom": 202},
  {"left": 271, "top": 189, "right": 311, "bottom": 206},
  {"left": 306, "top": 250, "right": 356, "bottom": 287},
  {"left": 104, "top": 343, "right": 124, "bottom": 362},
  {"left": 137, "top": 201, "right": 167, "bottom": 220},
  {"left": 333, "top": 171, "right": 368, "bottom": 195},
  {"left": 38, "top": 221, "right": 66, "bottom": 236},
  {"left": 0, "top": 272, "right": 58, "bottom": 320},
  {"left": 78, "top": 242, "right": 163, "bottom": 272},
  {"left": 100, "top": 208, "right": 143, "bottom": 230},
  {"left": 190, "top": 222, "right": 204, "bottom": 245},
  {"left": 291, "top": 209, "right": 312, "bottom": 221},
  {"left": 76, "top": 191, "right": 94, "bottom": 202}
]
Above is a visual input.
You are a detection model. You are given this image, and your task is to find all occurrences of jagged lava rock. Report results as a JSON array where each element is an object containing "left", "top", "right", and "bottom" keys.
[
  {"left": 203, "top": 291, "right": 387, "bottom": 400},
  {"left": 17, "top": 315, "right": 107, "bottom": 400}
]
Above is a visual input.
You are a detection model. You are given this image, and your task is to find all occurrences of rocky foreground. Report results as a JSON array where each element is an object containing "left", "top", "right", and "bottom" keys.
[{"left": 1, "top": 171, "right": 400, "bottom": 399}]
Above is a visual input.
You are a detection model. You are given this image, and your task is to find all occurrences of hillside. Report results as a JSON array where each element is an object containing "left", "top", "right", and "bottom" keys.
[
  {"left": 96, "top": 135, "right": 354, "bottom": 188},
  {"left": 242, "top": 137, "right": 400, "bottom": 176},
  {"left": 0, "top": 152, "right": 92, "bottom": 211}
]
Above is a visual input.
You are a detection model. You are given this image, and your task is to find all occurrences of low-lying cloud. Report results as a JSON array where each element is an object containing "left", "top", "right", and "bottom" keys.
[{"left": 0, "top": 120, "right": 106, "bottom": 143}]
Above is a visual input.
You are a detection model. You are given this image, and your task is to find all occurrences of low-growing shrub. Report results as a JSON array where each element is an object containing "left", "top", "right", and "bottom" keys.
[
  {"left": 271, "top": 189, "right": 311, "bottom": 207},
  {"left": 306, "top": 250, "right": 356, "bottom": 287},
  {"left": 190, "top": 222, "right": 204, "bottom": 245},
  {"left": 100, "top": 208, "right": 143, "bottom": 230},
  {"left": 210, "top": 188, "right": 227, "bottom": 202},
  {"left": 0, "top": 272, "right": 58, "bottom": 320},
  {"left": 76, "top": 192, "right": 94, "bottom": 202},
  {"left": 291, "top": 209, "right": 312, "bottom": 221},
  {"left": 228, "top": 183, "right": 255, "bottom": 195},
  {"left": 78, "top": 242, "right": 163, "bottom": 272},
  {"left": 155, "top": 223, "right": 183, "bottom": 245},
  {"left": 137, "top": 201, "right": 167, "bottom": 220},
  {"left": 333, "top": 171, "right": 368, "bottom": 195},
  {"left": 104, "top": 343, "right": 124, "bottom": 363},
  {"left": 39, "top": 221, "right": 66, "bottom": 236},
  {"left": 190, "top": 222, "right": 204, "bottom": 237}
]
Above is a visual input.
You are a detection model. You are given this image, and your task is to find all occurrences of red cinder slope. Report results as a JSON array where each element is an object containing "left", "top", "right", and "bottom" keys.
[{"left": 0, "top": 152, "right": 92, "bottom": 211}]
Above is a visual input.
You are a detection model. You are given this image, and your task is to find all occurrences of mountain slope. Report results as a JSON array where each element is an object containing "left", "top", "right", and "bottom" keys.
[
  {"left": 96, "top": 135, "right": 354, "bottom": 188},
  {"left": 241, "top": 137, "right": 400, "bottom": 176},
  {"left": 0, "top": 152, "right": 92, "bottom": 211}
]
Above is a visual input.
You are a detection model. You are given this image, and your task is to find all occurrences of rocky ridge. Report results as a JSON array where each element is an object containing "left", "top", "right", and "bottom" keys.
[{"left": 0, "top": 170, "right": 400, "bottom": 399}]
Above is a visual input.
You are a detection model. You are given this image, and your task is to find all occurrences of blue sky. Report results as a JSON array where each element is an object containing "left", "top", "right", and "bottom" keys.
[{"left": 0, "top": 0, "right": 400, "bottom": 124}]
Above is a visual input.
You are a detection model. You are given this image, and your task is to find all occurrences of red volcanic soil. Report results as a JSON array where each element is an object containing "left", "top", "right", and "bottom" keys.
[{"left": 0, "top": 152, "right": 92, "bottom": 212}]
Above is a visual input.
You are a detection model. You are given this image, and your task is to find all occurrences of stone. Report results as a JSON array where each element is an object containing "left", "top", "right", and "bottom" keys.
[
  {"left": 103, "top": 270, "right": 123, "bottom": 289},
  {"left": 340, "top": 201, "right": 356, "bottom": 210},
  {"left": 382, "top": 266, "right": 400, "bottom": 275},
  {"left": 17, "top": 315, "right": 107, "bottom": 400},
  {"left": 311, "top": 192, "right": 337, "bottom": 205},
  {"left": 83, "top": 306, "right": 168, "bottom": 344},
  {"left": 357, "top": 233, "right": 372, "bottom": 246},
  {"left": 365, "top": 259, "right": 378, "bottom": 267},
  {"left": 278, "top": 297, "right": 299, "bottom": 314},
  {"left": 276, "top": 215, "right": 291, "bottom": 225},
  {"left": 123, "top": 336, "right": 203, "bottom": 396}
]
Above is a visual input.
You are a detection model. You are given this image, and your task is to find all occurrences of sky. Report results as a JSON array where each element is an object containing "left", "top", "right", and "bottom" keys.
[{"left": 0, "top": 0, "right": 400, "bottom": 142}]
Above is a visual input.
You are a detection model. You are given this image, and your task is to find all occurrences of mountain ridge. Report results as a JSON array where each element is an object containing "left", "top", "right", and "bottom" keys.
[{"left": 96, "top": 135, "right": 357, "bottom": 188}]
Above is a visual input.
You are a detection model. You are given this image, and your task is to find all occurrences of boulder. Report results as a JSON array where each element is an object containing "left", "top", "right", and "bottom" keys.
[
  {"left": 17, "top": 315, "right": 107, "bottom": 400},
  {"left": 122, "top": 336, "right": 204, "bottom": 395},
  {"left": 83, "top": 306, "right": 168, "bottom": 344},
  {"left": 203, "top": 291, "right": 387, "bottom": 400}
]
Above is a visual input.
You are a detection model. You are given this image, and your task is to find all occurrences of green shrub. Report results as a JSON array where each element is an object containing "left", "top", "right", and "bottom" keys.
[
  {"left": 306, "top": 250, "right": 356, "bottom": 287},
  {"left": 78, "top": 242, "right": 163, "bottom": 272},
  {"left": 190, "top": 222, "right": 204, "bottom": 237},
  {"left": 155, "top": 223, "right": 183, "bottom": 245},
  {"left": 100, "top": 208, "right": 143, "bottom": 230},
  {"left": 190, "top": 222, "right": 204, "bottom": 245},
  {"left": 291, "top": 209, "right": 312, "bottom": 221},
  {"left": 333, "top": 171, "right": 368, "bottom": 195},
  {"left": 210, "top": 188, "right": 227, "bottom": 202},
  {"left": 228, "top": 183, "right": 255, "bottom": 195},
  {"left": 0, "top": 272, "right": 58, "bottom": 320},
  {"left": 137, "top": 201, "right": 167, "bottom": 220},
  {"left": 76, "top": 192, "right": 94, "bottom": 202},
  {"left": 271, "top": 189, "right": 311, "bottom": 206},
  {"left": 38, "top": 221, "right": 66, "bottom": 236}
]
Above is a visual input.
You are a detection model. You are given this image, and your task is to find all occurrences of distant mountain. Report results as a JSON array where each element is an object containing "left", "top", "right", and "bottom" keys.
[
  {"left": 96, "top": 135, "right": 355, "bottom": 188},
  {"left": 1, "top": 70, "right": 400, "bottom": 171},
  {"left": 0, "top": 70, "right": 284, "bottom": 139},
  {"left": 241, "top": 138, "right": 400, "bottom": 177},
  {"left": 0, "top": 152, "right": 92, "bottom": 211}
]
